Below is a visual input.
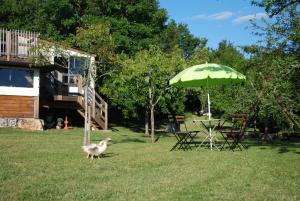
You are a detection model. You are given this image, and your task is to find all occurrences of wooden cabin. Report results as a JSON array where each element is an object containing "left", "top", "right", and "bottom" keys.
[{"left": 0, "top": 28, "right": 108, "bottom": 130}]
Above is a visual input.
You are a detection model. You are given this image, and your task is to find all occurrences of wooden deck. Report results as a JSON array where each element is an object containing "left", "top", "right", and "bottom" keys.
[
  {"left": 0, "top": 55, "right": 31, "bottom": 63},
  {"left": 53, "top": 95, "right": 80, "bottom": 102},
  {"left": 0, "top": 29, "right": 39, "bottom": 63}
]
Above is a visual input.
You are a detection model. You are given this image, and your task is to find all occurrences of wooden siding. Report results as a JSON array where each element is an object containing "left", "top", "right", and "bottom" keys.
[{"left": 0, "top": 95, "right": 34, "bottom": 118}]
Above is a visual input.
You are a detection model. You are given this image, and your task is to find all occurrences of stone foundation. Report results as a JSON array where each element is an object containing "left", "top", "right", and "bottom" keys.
[
  {"left": 0, "top": 118, "right": 44, "bottom": 131},
  {"left": 0, "top": 118, "right": 17, "bottom": 127}
]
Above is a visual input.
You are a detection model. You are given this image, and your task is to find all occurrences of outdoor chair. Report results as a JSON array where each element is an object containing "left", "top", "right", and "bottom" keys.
[
  {"left": 168, "top": 115, "right": 199, "bottom": 151},
  {"left": 220, "top": 114, "right": 248, "bottom": 151}
]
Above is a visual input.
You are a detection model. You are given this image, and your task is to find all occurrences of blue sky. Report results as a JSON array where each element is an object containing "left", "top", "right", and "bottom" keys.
[{"left": 158, "top": 0, "right": 268, "bottom": 49}]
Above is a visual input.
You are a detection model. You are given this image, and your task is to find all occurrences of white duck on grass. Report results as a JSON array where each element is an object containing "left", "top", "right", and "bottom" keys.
[{"left": 82, "top": 138, "right": 111, "bottom": 159}]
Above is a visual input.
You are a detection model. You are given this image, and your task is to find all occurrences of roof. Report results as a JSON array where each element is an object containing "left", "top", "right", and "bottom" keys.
[
  {"left": 0, "top": 59, "right": 64, "bottom": 72},
  {"left": 40, "top": 40, "right": 97, "bottom": 57}
]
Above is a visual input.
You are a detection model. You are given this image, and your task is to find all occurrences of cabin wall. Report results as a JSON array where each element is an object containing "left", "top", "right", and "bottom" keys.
[
  {"left": 0, "top": 66, "right": 40, "bottom": 118},
  {"left": 0, "top": 95, "right": 35, "bottom": 118}
]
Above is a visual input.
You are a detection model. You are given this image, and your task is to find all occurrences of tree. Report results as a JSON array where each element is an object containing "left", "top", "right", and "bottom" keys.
[
  {"left": 244, "top": 0, "right": 300, "bottom": 131},
  {"left": 159, "top": 20, "right": 206, "bottom": 57},
  {"left": 159, "top": 20, "right": 180, "bottom": 53},
  {"left": 0, "top": 0, "right": 169, "bottom": 56},
  {"left": 252, "top": 0, "right": 299, "bottom": 17},
  {"left": 211, "top": 40, "right": 246, "bottom": 71},
  {"left": 70, "top": 23, "right": 118, "bottom": 83},
  {"left": 251, "top": 0, "right": 300, "bottom": 54},
  {"left": 0, "top": 0, "right": 83, "bottom": 40},
  {"left": 83, "top": 0, "right": 168, "bottom": 56},
  {"left": 177, "top": 24, "right": 206, "bottom": 59},
  {"left": 102, "top": 46, "right": 186, "bottom": 142}
]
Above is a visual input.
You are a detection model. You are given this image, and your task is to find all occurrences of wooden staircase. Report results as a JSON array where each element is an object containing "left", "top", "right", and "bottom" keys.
[
  {"left": 41, "top": 71, "right": 108, "bottom": 130},
  {"left": 76, "top": 86, "right": 108, "bottom": 130}
]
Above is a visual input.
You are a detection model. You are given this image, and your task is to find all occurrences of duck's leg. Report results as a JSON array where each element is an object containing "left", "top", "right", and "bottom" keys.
[{"left": 86, "top": 154, "right": 90, "bottom": 158}]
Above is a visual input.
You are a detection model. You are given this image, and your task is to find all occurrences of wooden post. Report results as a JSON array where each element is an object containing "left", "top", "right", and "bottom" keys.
[
  {"left": 92, "top": 88, "right": 96, "bottom": 119},
  {"left": 6, "top": 31, "right": 11, "bottom": 61},
  {"left": 77, "top": 75, "right": 83, "bottom": 104},
  {"left": 56, "top": 71, "right": 62, "bottom": 98},
  {"left": 34, "top": 96, "right": 39, "bottom": 118},
  {"left": 104, "top": 102, "right": 108, "bottom": 130},
  {"left": 0, "top": 29, "right": 3, "bottom": 56}
]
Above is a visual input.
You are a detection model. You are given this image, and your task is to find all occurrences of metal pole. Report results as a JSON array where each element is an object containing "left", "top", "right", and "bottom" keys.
[
  {"left": 83, "top": 86, "right": 88, "bottom": 146},
  {"left": 208, "top": 93, "right": 212, "bottom": 150},
  {"left": 83, "top": 58, "right": 92, "bottom": 146},
  {"left": 88, "top": 105, "right": 91, "bottom": 144},
  {"left": 208, "top": 93, "right": 211, "bottom": 120}
]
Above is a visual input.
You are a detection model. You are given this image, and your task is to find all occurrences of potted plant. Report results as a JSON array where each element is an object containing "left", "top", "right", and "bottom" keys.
[{"left": 56, "top": 118, "right": 64, "bottom": 129}]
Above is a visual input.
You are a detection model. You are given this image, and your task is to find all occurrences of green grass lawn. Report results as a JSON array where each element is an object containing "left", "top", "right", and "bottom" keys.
[{"left": 0, "top": 126, "right": 299, "bottom": 201}]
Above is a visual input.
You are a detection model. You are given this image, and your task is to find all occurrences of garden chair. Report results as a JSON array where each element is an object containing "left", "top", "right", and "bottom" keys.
[
  {"left": 168, "top": 115, "right": 199, "bottom": 151},
  {"left": 220, "top": 114, "right": 248, "bottom": 151}
]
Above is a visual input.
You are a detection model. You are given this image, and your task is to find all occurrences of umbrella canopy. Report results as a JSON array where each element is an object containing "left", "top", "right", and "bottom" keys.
[
  {"left": 169, "top": 63, "right": 246, "bottom": 150},
  {"left": 169, "top": 63, "right": 246, "bottom": 88}
]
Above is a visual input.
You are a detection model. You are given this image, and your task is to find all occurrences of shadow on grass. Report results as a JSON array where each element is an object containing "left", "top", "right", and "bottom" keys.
[
  {"left": 89, "top": 137, "right": 147, "bottom": 145},
  {"left": 245, "top": 138, "right": 300, "bottom": 155},
  {"left": 109, "top": 121, "right": 172, "bottom": 143},
  {"left": 154, "top": 130, "right": 173, "bottom": 142},
  {"left": 101, "top": 152, "right": 118, "bottom": 158},
  {"left": 113, "top": 122, "right": 145, "bottom": 133},
  {"left": 110, "top": 127, "right": 119, "bottom": 132},
  {"left": 87, "top": 152, "right": 118, "bottom": 159},
  {"left": 110, "top": 121, "right": 169, "bottom": 135},
  {"left": 116, "top": 138, "right": 147, "bottom": 144}
]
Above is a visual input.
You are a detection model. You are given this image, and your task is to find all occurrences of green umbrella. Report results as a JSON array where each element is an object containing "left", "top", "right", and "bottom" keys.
[
  {"left": 169, "top": 63, "right": 246, "bottom": 150},
  {"left": 170, "top": 63, "right": 246, "bottom": 88}
]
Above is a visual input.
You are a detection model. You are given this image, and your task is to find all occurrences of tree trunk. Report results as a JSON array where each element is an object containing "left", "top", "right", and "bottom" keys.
[
  {"left": 145, "top": 108, "right": 149, "bottom": 136},
  {"left": 150, "top": 104, "right": 155, "bottom": 143}
]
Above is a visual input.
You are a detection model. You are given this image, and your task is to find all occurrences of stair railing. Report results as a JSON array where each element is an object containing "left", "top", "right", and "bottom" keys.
[
  {"left": 0, "top": 28, "right": 39, "bottom": 61},
  {"left": 93, "top": 91, "right": 108, "bottom": 130}
]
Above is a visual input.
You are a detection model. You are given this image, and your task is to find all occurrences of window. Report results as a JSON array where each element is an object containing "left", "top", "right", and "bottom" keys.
[
  {"left": 69, "top": 56, "right": 87, "bottom": 75},
  {"left": 0, "top": 68, "right": 34, "bottom": 88},
  {"left": 54, "top": 56, "right": 68, "bottom": 68}
]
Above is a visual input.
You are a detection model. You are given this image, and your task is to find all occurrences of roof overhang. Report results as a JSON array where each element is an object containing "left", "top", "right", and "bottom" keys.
[{"left": 0, "top": 60, "right": 63, "bottom": 72}]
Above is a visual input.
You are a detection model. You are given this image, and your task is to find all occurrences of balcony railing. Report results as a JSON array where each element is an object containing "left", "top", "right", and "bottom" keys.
[{"left": 0, "top": 28, "right": 39, "bottom": 62}]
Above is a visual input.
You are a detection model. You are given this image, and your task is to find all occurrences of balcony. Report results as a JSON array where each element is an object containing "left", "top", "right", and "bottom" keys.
[{"left": 0, "top": 28, "right": 39, "bottom": 63}]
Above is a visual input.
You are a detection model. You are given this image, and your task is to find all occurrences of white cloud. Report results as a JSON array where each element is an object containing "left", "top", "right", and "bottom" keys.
[
  {"left": 211, "top": 11, "right": 234, "bottom": 20},
  {"left": 186, "top": 14, "right": 206, "bottom": 20},
  {"left": 184, "top": 11, "right": 233, "bottom": 21},
  {"left": 233, "top": 13, "right": 268, "bottom": 24}
]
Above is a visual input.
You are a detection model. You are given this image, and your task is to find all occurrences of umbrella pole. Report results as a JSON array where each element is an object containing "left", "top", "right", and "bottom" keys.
[
  {"left": 207, "top": 93, "right": 211, "bottom": 120},
  {"left": 208, "top": 93, "right": 212, "bottom": 150}
]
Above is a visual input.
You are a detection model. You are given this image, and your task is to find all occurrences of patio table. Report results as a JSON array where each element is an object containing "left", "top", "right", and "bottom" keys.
[{"left": 193, "top": 119, "right": 224, "bottom": 150}]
